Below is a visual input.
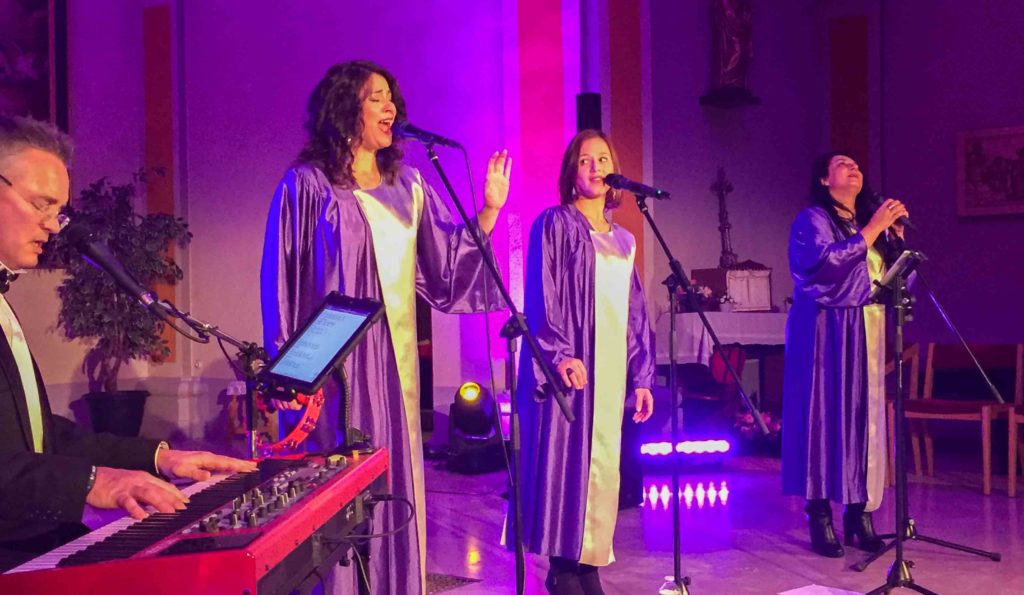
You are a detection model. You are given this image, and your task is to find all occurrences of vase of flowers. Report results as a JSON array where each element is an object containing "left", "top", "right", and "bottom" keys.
[{"left": 718, "top": 294, "right": 737, "bottom": 312}]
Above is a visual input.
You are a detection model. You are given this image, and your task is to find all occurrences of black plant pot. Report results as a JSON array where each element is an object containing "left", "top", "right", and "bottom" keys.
[{"left": 84, "top": 390, "right": 149, "bottom": 437}]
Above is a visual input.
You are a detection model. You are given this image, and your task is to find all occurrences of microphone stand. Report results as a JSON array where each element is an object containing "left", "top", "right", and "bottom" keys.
[
  {"left": 501, "top": 314, "right": 527, "bottom": 594},
  {"left": 633, "top": 191, "right": 770, "bottom": 595},
  {"left": 419, "top": 142, "right": 574, "bottom": 595},
  {"left": 149, "top": 299, "right": 268, "bottom": 459},
  {"left": 856, "top": 255, "right": 1001, "bottom": 591}
]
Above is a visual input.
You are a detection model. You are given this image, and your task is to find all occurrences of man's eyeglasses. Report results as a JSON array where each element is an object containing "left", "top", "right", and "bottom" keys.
[{"left": 0, "top": 172, "right": 70, "bottom": 233}]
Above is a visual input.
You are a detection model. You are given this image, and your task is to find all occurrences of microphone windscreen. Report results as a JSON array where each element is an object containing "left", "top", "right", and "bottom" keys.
[
  {"left": 62, "top": 222, "right": 94, "bottom": 249},
  {"left": 604, "top": 174, "right": 626, "bottom": 188}
]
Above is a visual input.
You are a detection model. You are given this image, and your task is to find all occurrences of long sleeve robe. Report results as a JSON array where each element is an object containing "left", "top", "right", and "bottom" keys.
[
  {"left": 781, "top": 206, "right": 887, "bottom": 510},
  {"left": 261, "top": 164, "right": 500, "bottom": 594},
  {"left": 511, "top": 205, "right": 655, "bottom": 564}
]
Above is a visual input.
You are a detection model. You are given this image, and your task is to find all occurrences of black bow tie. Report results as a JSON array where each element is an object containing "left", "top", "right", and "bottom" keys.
[{"left": 0, "top": 269, "right": 17, "bottom": 294}]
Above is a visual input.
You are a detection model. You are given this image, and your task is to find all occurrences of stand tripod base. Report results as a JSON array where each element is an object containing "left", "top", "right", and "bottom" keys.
[
  {"left": 865, "top": 558, "right": 940, "bottom": 595},
  {"left": 852, "top": 520, "right": 1001, "bottom": 572},
  {"left": 658, "top": 575, "right": 692, "bottom": 595}
]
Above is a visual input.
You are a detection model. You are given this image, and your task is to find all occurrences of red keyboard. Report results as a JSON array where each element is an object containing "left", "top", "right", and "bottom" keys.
[{"left": 0, "top": 448, "right": 388, "bottom": 594}]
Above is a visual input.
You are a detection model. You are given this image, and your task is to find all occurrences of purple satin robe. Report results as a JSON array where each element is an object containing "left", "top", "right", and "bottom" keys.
[
  {"left": 261, "top": 164, "right": 500, "bottom": 594},
  {"left": 512, "top": 205, "right": 655, "bottom": 561},
  {"left": 781, "top": 206, "right": 878, "bottom": 504}
]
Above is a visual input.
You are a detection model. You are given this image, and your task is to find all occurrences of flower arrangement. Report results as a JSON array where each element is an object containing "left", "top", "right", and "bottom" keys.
[
  {"left": 717, "top": 293, "right": 736, "bottom": 312},
  {"left": 674, "top": 282, "right": 715, "bottom": 312},
  {"left": 733, "top": 408, "right": 782, "bottom": 455}
]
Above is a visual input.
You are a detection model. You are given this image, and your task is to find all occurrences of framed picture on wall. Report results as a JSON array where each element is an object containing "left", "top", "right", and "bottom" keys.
[
  {"left": 956, "top": 125, "right": 1024, "bottom": 217},
  {"left": 0, "top": 0, "right": 69, "bottom": 129}
]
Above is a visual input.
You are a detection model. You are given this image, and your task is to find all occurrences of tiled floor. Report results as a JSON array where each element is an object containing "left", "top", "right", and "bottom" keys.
[{"left": 423, "top": 455, "right": 1024, "bottom": 594}]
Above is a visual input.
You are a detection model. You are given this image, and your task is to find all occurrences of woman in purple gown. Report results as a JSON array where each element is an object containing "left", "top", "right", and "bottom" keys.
[
  {"left": 261, "top": 61, "right": 511, "bottom": 594},
  {"left": 513, "top": 130, "right": 655, "bottom": 595},
  {"left": 782, "top": 151, "right": 909, "bottom": 558}
]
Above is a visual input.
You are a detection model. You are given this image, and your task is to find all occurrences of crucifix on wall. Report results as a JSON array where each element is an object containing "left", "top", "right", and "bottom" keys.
[{"left": 712, "top": 167, "right": 739, "bottom": 269}]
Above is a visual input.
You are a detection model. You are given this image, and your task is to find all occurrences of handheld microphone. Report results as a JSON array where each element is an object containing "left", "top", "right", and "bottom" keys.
[
  {"left": 868, "top": 190, "right": 915, "bottom": 230},
  {"left": 64, "top": 224, "right": 171, "bottom": 321},
  {"left": 392, "top": 121, "right": 463, "bottom": 149},
  {"left": 604, "top": 174, "right": 671, "bottom": 199}
]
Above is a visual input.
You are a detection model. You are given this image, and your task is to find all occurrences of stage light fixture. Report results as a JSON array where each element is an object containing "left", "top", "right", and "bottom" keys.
[{"left": 447, "top": 381, "right": 504, "bottom": 474}]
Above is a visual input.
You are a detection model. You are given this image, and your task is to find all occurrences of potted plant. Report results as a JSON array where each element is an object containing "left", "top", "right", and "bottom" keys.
[{"left": 48, "top": 171, "right": 191, "bottom": 436}]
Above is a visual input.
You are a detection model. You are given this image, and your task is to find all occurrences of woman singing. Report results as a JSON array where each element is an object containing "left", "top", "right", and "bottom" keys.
[
  {"left": 782, "top": 151, "right": 908, "bottom": 558},
  {"left": 261, "top": 60, "right": 511, "bottom": 594},
  {"left": 513, "top": 130, "right": 655, "bottom": 594}
]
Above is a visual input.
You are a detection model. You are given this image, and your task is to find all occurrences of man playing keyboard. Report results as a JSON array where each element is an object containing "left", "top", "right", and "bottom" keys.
[{"left": 0, "top": 115, "right": 257, "bottom": 571}]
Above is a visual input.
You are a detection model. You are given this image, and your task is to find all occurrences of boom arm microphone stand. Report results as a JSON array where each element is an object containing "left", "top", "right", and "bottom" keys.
[
  {"left": 632, "top": 190, "right": 771, "bottom": 595},
  {"left": 856, "top": 250, "right": 1001, "bottom": 595},
  {"left": 416, "top": 141, "right": 574, "bottom": 595},
  {"left": 144, "top": 299, "right": 268, "bottom": 459}
]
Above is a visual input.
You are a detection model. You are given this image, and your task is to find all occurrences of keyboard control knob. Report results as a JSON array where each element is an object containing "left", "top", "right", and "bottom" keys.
[
  {"left": 201, "top": 516, "right": 220, "bottom": 533},
  {"left": 246, "top": 511, "right": 258, "bottom": 528}
]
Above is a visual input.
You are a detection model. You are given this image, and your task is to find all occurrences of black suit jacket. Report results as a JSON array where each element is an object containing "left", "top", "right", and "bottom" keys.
[{"left": 0, "top": 310, "right": 160, "bottom": 543}]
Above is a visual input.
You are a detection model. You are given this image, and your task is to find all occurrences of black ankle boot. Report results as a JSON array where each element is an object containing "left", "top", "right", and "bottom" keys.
[
  {"left": 843, "top": 503, "right": 886, "bottom": 552},
  {"left": 577, "top": 564, "right": 606, "bottom": 595},
  {"left": 805, "top": 499, "right": 845, "bottom": 558},
  {"left": 546, "top": 557, "right": 586, "bottom": 595}
]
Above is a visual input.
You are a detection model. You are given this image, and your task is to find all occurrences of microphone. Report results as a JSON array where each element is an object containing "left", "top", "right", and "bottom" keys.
[
  {"left": 604, "top": 174, "right": 671, "bottom": 199},
  {"left": 64, "top": 224, "right": 171, "bottom": 321},
  {"left": 868, "top": 191, "right": 915, "bottom": 230},
  {"left": 392, "top": 121, "right": 463, "bottom": 148}
]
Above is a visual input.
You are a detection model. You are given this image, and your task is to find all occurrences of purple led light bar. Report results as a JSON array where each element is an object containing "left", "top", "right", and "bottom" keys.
[{"left": 639, "top": 439, "right": 731, "bottom": 456}]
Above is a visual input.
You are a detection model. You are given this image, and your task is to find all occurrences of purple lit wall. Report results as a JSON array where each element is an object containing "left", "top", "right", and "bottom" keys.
[
  {"left": 13, "top": 0, "right": 1021, "bottom": 435},
  {"left": 647, "top": 0, "right": 826, "bottom": 316},
  {"left": 179, "top": 2, "right": 514, "bottom": 394},
  {"left": 881, "top": 1, "right": 1024, "bottom": 344}
]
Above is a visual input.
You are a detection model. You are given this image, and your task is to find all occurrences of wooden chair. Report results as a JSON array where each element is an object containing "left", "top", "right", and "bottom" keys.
[
  {"left": 901, "top": 343, "right": 1020, "bottom": 495},
  {"left": 885, "top": 343, "right": 921, "bottom": 486},
  {"left": 998, "top": 345, "right": 1024, "bottom": 497}
]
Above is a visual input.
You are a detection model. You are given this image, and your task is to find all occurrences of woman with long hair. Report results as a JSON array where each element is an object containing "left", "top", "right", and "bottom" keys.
[
  {"left": 261, "top": 60, "right": 511, "bottom": 594},
  {"left": 782, "top": 151, "right": 908, "bottom": 558},
  {"left": 512, "top": 129, "right": 655, "bottom": 594}
]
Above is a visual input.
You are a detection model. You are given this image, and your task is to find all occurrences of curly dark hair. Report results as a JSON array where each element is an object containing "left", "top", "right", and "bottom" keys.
[
  {"left": 810, "top": 150, "right": 898, "bottom": 263},
  {"left": 558, "top": 129, "right": 623, "bottom": 208},
  {"left": 297, "top": 61, "right": 407, "bottom": 188}
]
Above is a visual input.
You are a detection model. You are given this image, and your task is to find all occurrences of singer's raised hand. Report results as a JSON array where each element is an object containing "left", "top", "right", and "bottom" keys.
[
  {"left": 862, "top": 198, "right": 908, "bottom": 246},
  {"left": 479, "top": 150, "right": 512, "bottom": 234}
]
